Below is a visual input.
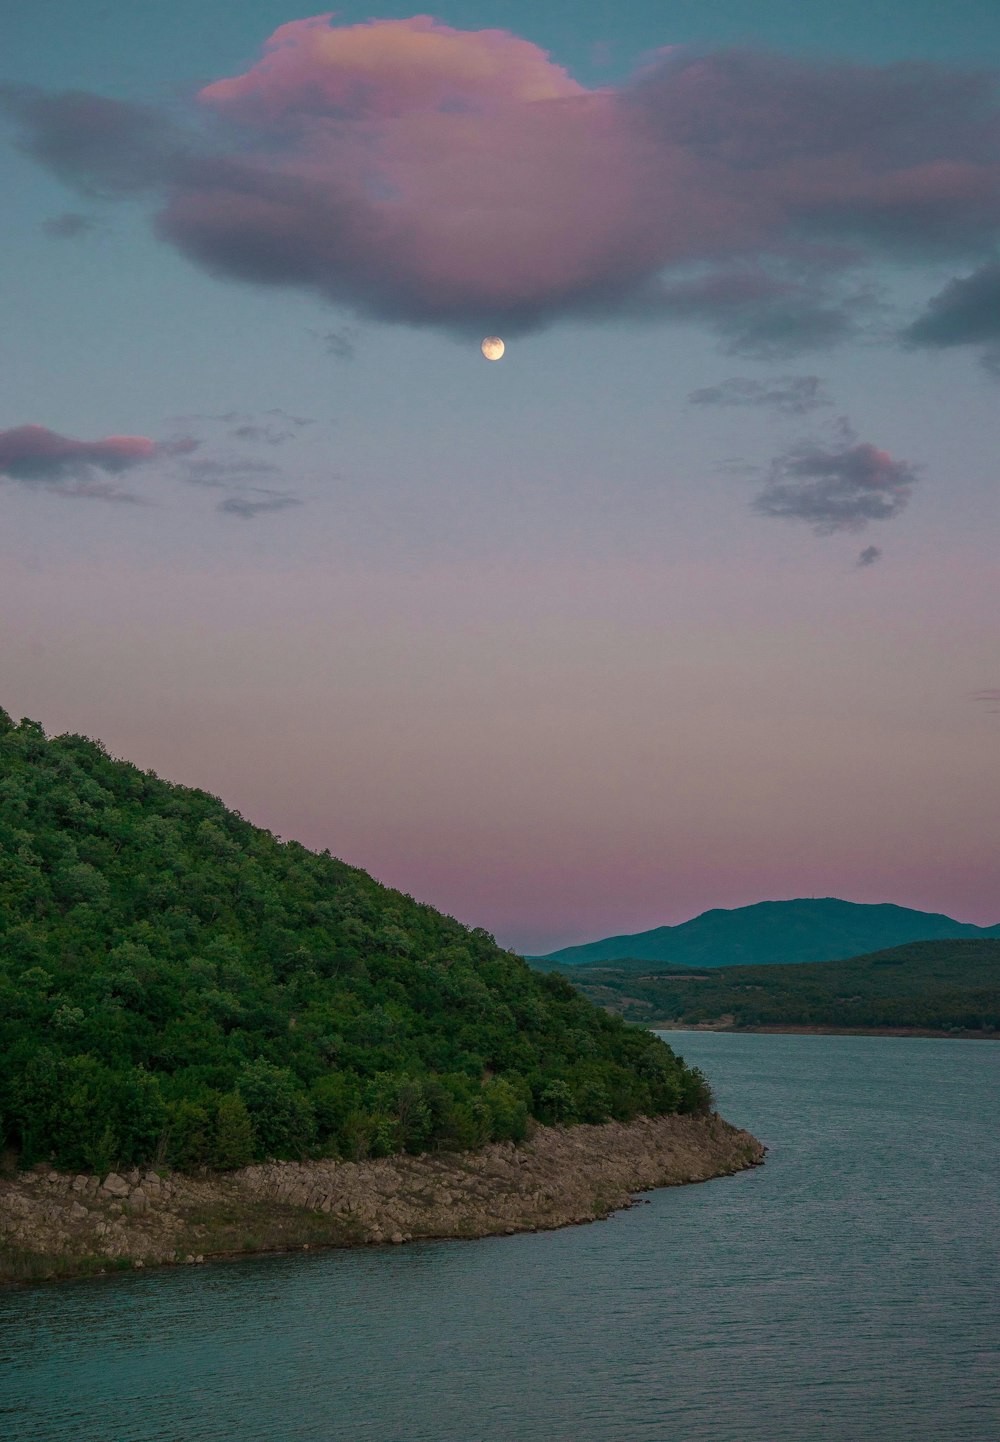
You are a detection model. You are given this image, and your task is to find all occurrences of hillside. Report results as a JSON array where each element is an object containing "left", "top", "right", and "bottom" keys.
[
  {"left": 564, "top": 939, "right": 1000, "bottom": 1034},
  {"left": 534, "top": 898, "right": 1000, "bottom": 970},
  {"left": 0, "top": 710, "right": 711, "bottom": 1178}
]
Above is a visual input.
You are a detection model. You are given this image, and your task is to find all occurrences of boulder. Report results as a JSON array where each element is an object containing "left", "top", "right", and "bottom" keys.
[{"left": 101, "top": 1172, "right": 130, "bottom": 1198}]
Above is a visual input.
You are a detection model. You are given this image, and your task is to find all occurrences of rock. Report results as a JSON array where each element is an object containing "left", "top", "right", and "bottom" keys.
[
  {"left": 69, "top": 1202, "right": 89, "bottom": 1220},
  {"left": 133, "top": 1261, "right": 144, "bottom": 1269},
  {"left": 390, "top": 1232, "right": 404, "bottom": 1244},
  {"left": 129, "top": 1190, "right": 147, "bottom": 1213},
  {"left": 126, "top": 1170, "right": 141, "bottom": 1186},
  {"left": 72, "top": 1175, "right": 89, "bottom": 1192},
  {"left": 101, "top": 1172, "right": 130, "bottom": 1198}
]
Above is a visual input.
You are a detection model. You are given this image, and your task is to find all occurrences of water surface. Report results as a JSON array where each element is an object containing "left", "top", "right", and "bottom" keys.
[{"left": 2, "top": 1033, "right": 998, "bottom": 1441}]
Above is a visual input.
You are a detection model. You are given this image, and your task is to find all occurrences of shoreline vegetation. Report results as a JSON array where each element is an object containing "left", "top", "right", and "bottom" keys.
[
  {"left": 0, "top": 1113, "right": 764, "bottom": 1285},
  {"left": 562, "top": 940, "right": 1000, "bottom": 1037}
]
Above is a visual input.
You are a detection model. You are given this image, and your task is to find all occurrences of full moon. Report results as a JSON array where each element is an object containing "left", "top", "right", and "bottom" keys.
[{"left": 481, "top": 336, "right": 505, "bottom": 361}]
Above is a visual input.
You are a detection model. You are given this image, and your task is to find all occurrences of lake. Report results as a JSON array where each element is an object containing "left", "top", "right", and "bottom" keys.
[{"left": 2, "top": 1032, "right": 998, "bottom": 1441}]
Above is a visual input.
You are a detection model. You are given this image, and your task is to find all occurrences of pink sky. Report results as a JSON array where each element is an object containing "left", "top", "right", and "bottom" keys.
[{"left": 2, "top": 11, "right": 998, "bottom": 951}]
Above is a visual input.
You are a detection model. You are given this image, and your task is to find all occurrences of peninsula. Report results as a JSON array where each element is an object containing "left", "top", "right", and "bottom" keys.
[{"left": 0, "top": 711, "right": 762, "bottom": 1282}]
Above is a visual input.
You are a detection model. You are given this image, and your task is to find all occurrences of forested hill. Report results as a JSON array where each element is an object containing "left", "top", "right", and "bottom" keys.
[
  {"left": 0, "top": 710, "right": 710, "bottom": 1177},
  {"left": 534, "top": 898, "right": 1000, "bottom": 970},
  {"left": 564, "top": 940, "right": 1000, "bottom": 1034}
]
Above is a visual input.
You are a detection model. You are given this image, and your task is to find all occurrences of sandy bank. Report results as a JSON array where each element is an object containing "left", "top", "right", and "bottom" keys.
[{"left": 1, "top": 1112, "right": 764, "bottom": 1284}]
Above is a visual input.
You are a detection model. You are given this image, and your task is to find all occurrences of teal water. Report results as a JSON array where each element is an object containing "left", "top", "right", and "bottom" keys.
[{"left": 2, "top": 1033, "right": 998, "bottom": 1441}]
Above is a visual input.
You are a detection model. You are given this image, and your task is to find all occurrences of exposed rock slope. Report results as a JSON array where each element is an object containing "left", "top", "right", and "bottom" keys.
[{"left": 1, "top": 1113, "right": 764, "bottom": 1283}]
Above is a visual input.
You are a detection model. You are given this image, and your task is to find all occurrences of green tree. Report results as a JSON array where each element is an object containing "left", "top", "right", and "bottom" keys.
[
  {"left": 214, "top": 1092, "right": 256, "bottom": 1169},
  {"left": 237, "top": 1059, "right": 316, "bottom": 1158}
]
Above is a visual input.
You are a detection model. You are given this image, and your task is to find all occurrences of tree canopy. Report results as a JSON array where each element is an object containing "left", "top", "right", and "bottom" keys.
[{"left": 0, "top": 709, "right": 710, "bottom": 1174}]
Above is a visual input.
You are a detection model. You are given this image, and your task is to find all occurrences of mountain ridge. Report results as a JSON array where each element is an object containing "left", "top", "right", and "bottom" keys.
[{"left": 532, "top": 898, "right": 1000, "bottom": 971}]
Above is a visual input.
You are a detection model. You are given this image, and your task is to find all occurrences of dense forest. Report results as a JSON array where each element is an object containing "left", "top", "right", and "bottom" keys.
[
  {"left": 0, "top": 710, "right": 710, "bottom": 1176},
  {"left": 565, "top": 940, "right": 1000, "bottom": 1033}
]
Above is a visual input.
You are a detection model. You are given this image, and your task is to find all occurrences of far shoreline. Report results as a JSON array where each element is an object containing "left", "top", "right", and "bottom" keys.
[{"left": 652, "top": 1021, "right": 999, "bottom": 1040}]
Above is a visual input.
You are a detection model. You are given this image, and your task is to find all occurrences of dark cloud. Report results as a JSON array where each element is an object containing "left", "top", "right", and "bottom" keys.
[
  {"left": 218, "top": 492, "right": 302, "bottom": 518},
  {"left": 904, "top": 259, "right": 1000, "bottom": 371},
  {"left": 856, "top": 544, "right": 882, "bottom": 567},
  {"left": 1, "top": 86, "right": 181, "bottom": 196},
  {"left": 688, "top": 374, "right": 830, "bottom": 415},
  {"left": 753, "top": 432, "right": 918, "bottom": 534},
  {"left": 6, "top": 23, "right": 1000, "bottom": 340},
  {"left": 41, "top": 211, "right": 97, "bottom": 239}
]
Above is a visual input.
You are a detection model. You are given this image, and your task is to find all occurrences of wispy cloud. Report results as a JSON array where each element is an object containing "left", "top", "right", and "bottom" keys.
[
  {"left": 856, "top": 544, "right": 882, "bottom": 567},
  {"left": 312, "top": 326, "right": 358, "bottom": 361},
  {"left": 228, "top": 422, "right": 292, "bottom": 445},
  {"left": 972, "top": 687, "right": 1000, "bottom": 713},
  {"left": 182, "top": 456, "right": 281, "bottom": 489},
  {"left": 6, "top": 21, "right": 1000, "bottom": 342},
  {"left": 41, "top": 211, "right": 97, "bottom": 239},
  {"left": 689, "top": 375, "right": 831, "bottom": 415},
  {"left": 218, "top": 492, "right": 302, "bottom": 518}
]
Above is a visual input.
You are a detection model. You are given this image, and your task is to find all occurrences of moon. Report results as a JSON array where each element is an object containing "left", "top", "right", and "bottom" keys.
[{"left": 481, "top": 336, "right": 505, "bottom": 361}]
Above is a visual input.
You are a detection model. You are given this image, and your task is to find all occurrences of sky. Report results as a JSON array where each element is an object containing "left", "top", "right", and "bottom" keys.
[{"left": 1, "top": 2, "right": 998, "bottom": 953}]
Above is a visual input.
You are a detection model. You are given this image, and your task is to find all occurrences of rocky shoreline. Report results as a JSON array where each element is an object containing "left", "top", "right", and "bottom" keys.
[{"left": 0, "top": 1112, "right": 764, "bottom": 1285}]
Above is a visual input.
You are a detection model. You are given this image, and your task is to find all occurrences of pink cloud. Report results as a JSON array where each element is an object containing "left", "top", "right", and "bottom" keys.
[
  {"left": 9, "top": 17, "right": 1000, "bottom": 340},
  {"left": 0, "top": 425, "right": 156, "bottom": 478},
  {"left": 199, "top": 14, "right": 584, "bottom": 120},
  {"left": 0, "top": 424, "right": 195, "bottom": 498}
]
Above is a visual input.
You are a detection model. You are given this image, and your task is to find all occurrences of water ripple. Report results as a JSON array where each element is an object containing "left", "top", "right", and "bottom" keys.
[{"left": 2, "top": 1034, "right": 998, "bottom": 1442}]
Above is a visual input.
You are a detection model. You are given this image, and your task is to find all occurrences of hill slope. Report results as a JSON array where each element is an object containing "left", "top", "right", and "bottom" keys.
[
  {"left": 565, "top": 939, "right": 1000, "bottom": 1033},
  {"left": 0, "top": 710, "right": 710, "bottom": 1176},
  {"left": 534, "top": 898, "right": 1000, "bottom": 970}
]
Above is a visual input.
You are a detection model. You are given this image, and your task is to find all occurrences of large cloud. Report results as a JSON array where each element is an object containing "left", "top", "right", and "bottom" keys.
[{"left": 6, "top": 16, "right": 1000, "bottom": 337}]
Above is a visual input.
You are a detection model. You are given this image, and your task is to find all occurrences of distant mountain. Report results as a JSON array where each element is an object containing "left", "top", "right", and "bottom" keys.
[
  {"left": 561, "top": 939, "right": 1000, "bottom": 1035},
  {"left": 533, "top": 899, "right": 1000, "bottom": 971}
]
